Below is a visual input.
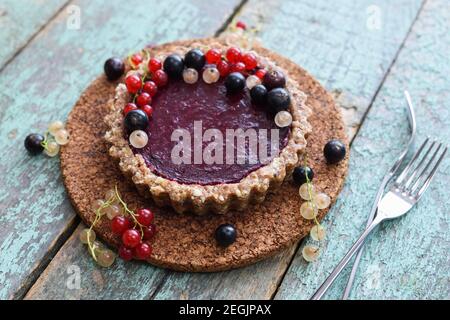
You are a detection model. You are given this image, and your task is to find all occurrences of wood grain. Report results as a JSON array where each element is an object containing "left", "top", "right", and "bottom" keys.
[
  {"left": 276, "top": 0, "right": 450, "bottom": 300},
  {"left": 0, "top": 0, "right": 69, "bottom": 69},
  {"left": 151, "top": 0, "right": 426, "bottom": 300},
  {"left": 25, "top": 0, "right": 424, "bottom": 300},
  {"left": 0, "top": 0, "right": 243, "bottom": 299}
]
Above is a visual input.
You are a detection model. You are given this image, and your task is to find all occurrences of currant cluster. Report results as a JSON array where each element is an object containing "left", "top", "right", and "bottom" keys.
[
  {"left": 79, "top": 186, "right": 156, "bottom": 267},
  {"left": 293, "top": 163, "right": 331, "bottom": 262},
  {"left": 24, "top": 121, "right": 70, "bottom": 157}
]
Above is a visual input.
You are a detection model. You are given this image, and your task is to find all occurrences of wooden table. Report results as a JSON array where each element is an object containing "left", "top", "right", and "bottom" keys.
[{"left": 0, "top": 0, "right": 448, "bottom": 300}]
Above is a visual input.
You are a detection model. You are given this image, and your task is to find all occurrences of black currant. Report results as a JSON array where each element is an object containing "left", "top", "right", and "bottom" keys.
[
  {"left": 263, "top": 69, "right": 286, "bottom": 90},
  {"left": 324, "top": 139, "right": 346, "bottom": 164},
  {"left": 293, "top": 166, "right": 314, "bottom": 185},
  {"left": 104, "top": 57, "right": 125, "bottom": 81},
  {"left": 250, "top": 84, "right": 268, "bottom": 105},
  {"left": 124, "top": 109, "right": 149, "bottom": 133},
  {"left": 267, "top": 88, "right": 291, "bottom": 113},
  {"left": 224, "top": 72, "right": 246, "bottom": 94},
  {"left": 163, "top": 54, "right": 184, "bottom": 78},
  {"left": 24, "top": 133, "right": 45, "bottom": 155},
  {"left": 215, "top": 224, "right": 237, "bottom": 247},
  {"left": 184, "top": 49, "right": 206, "bottom": 71}
]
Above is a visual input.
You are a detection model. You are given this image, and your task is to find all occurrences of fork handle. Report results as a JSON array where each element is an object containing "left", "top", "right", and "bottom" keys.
[{"left": 310, "top": 214, "right": 384, "bottom": 300}]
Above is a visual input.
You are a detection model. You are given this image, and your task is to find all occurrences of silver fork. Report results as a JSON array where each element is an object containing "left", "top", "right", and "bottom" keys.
[
  {"left": 342, "top": 90, "right": 417, "bottom": 299},
  {"left": 311, "top": 138, "right": 447, "bottom": 300}
]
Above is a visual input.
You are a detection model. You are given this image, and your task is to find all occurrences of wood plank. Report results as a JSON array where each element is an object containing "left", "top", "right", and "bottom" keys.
[
  {"left": 276, "top": 0, "right": 450, "bottom": 299},
  {"left": 0, "top": 0, "right": 69, "bottom": 69},
  {"left": 25, "top": 0, "right": 424, "bottom": 300},
  {"left": 0, "top": 0, "right": 243, "bottom": 300},
  {"left": 150, "top": 0, "right": 425, "bottom": 300}
]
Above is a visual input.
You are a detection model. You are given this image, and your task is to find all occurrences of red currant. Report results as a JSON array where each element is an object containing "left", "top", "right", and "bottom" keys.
[
  {"left": 226, "top": 47, "right": 242, "bottom": 63},
  {"left": 143, "top": 224, "right": 157, "bottom": 240},
  {"left": 217, "top": 60, "right": 231, "bottom": 77},
  {"left": 122, "top": 229, "right": 141, "bottom": 248},
  {"left": 111, "top": 216, "right": 131, "bottom": 235},
  {"left": 141, "top": 105, "right": 153, "bottom": 118},
  {"left": 123, "top": 103, "right": 138, "bottom": 115},
  {"left": 242, "top": 53, "right": 257, "bottom": 70},
  {"left": 236, "top": 21, "right": 247, "bottom": 30},
  {"left": 255, "top": 69, "right": 267, "bottom": 80},
  {"left": 230, "top": 62, "right": 246, "bottom": 73},
  {"left": 125, "top": 74, "right": 141, "bottom": 94},
  {"left": 135, "top": 208, "right": 154, "bottom": 226},
  {"left": 130, "top": 53, "right": 143, "bottom": 67},
  {"left": 134, "top": 242, "right": 152, "bottom": 260},
  {"left": 136, "top": 92, "right": 152, "bottom": 107},
  {"left": 143, "top": 81, "right": 158, "bottom": 97},
  {"left": 152, "top": 69, "right": 168, "bottom": 87},
  {"left": 205, "top": 49, "right": 222, "bottom": 64},
  {"left": 118, "top": 245, "right": 134, "bottom": 261},
  {"left": 148, "top": 58, "right": 162, "bottom": 73}
]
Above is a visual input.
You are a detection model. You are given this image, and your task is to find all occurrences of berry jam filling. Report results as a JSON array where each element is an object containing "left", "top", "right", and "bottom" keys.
[{"left": 130, "top": 78, "right": 290, "bottom": 185}]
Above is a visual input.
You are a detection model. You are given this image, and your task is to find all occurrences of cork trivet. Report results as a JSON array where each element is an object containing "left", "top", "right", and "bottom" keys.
[{"left": 60, "top": 39, "right": 349, "bottom": 272}]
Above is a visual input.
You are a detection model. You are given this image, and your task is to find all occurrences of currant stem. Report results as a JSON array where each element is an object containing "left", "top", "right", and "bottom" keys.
[
  {"left": 87, "top": 195, "right": 115, "bottom": 261},
  {"left": 114, "top": 185, "right": 145, "bottom": 237}
]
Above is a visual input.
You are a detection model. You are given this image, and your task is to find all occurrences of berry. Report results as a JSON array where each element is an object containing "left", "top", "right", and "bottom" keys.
[
  {"left": 255, "top": 69, "right": 267, "bottom": 80},
  {"left": 152, "top": 69, "right": 168, "bottom": 87},
  {"left": 143, "top": 81, "right": 158, "bottom": 97},
  {"left": 104, "top": 57, "right": 125, "bottom": 81},
  {"left": 135, "top": 208, "right": 154, "bottom": 226},
  {"left": 324, "top": 140, "right": 346, "bottom": 164},
  {"left": 263, "top": 69, "right": 286, "bottom": 90},
  {"left": 217, "top": 60, "right": 231, "bottom": 77},
  {"left": 123, "top": 103, "right": 138, "bottom": 115},
  {"left": 299, "top": 183, "right": 316, "bottom": 201},
  {"left": 129, "top": 130, "right": 148, "bottom": 149},
  {"left": 310, "top": 225, "right": 326, "bottom": 241},
  {"left": 224, "top": 72, "right": 246, "bottom": 94},
  {"left": 302, "top": 245, "right": 320, "bottom": 262},
  {"left": 315, "top": 193, "right": 331, "bottom": 209},
  {"left": 48, "top": 121, "right": 64, "bottom": 136},
  {"left": 267, "top": 88, "right": 291, "bottom": 113},
  {"left": 54, "top": 129, "right": 70, "bottom": 145},
  {"left": 163, "top": 54, "right": 184, "bottom": 78},
  {"left": 79, "top": 228, "right": 96, "bottom": 244},
  {"left": 236, "top": 21, "right": 247, "bottom": 30},
  {"left": 105, "top": 204, "right": 121, "bottom": 220},
  {"left": 44, "top": 141, "right": 59, "bottom": 157},
  {"left": 148, "top": 58, "right": 162, "bottom": 73},
  {"left": 300, "top": 201, "right": 317, "bottom": 220},
  {"left": 136, "top": 92, "right": 152, "bottom": 107},
  {"left": 143, "top": 224, "right": 157, "bottom": 240},
  {"left": 205, "top": 48, "right": 222, "bottom": 64},
  {"left": 230, "top": 62, "right": 246, "bottom": 73},
  {"left": 130, "top": 53, "right": 143, "bottom": 67},
  {"left": 184, "top": 49, "right": 206, "bottom": 71},
  {"left": 245, "top": 75, "right": 261, "bottom": 90},
  {"left": 293, "top": 166, "right": 314, "bottom": 185},
  {"left": 125, "top": 74, "right": 142, "bottom": 94},
  {"left": 274, "top": 111, "right": 292, "bottom": 128},
  {"left": 250, "top": 84, "right": 267, "bottom": 105},
  {"left": 24, "top": 133, "right": 45, "bottom": 155},
  {"left": 122, "top": 229, "right": 141, "bottom": 248},
  {"left": 118, "top": 245, "right": 134, "bottom": 261},
  {"left": 140, "top": 105, "right": 153, "bottom": 118},
  {"left": 183, "top": 68, "right": 199, "bottom": 84},
  {"left": 111, "top": 216, "right": 131, "bottom": 235},
  {"left": 242, "top": 53, "right": 257, "bottom": 70},
  {"left": 226, "top": 47, "right": 242, "bottom": 63},
  {"left": 135, "top": 242, "right": 152, "bottom": 260},
  {"left": 215, "top": 224, "right": 237, "bottom": 247},
  {"left": 202, "top": 67, "right": 220, "bottom": 84},
  {"left": 97, "top": 249, "right": 116, "bottom": 267},
  {"left": 124, "top": 109, "right": 149, "bottom": 132}
]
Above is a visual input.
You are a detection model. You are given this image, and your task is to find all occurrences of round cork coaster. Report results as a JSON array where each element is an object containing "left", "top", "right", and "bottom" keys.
[{"left": 61, "top": 38, "right": 349, "bottom": 272}]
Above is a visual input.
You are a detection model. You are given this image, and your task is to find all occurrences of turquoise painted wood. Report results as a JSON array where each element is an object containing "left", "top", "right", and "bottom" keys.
[
  {"left": 24, "top": 0, "right": 426, "bottom": 300},
  {"left": 152, "top": 0, "right": 426, "bottom": 300},
  {"left": 0, "top": 0, "right": 242, "bottom": 299},
  {"left": 0, "top": 0, "right": 68, "bottom": 68},
  {"left": 276, "top": 0, "right": 450, "bottom": 300}
]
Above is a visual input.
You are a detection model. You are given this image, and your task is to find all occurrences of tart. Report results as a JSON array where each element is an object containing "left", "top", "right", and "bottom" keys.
[{"left": 104, "top": 38, "right": 311, "bottom": 215}]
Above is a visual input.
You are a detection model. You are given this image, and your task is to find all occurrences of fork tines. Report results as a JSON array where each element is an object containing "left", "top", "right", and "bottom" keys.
[{"left": 394, "top": 138, "right": 448, "bottom": 199}]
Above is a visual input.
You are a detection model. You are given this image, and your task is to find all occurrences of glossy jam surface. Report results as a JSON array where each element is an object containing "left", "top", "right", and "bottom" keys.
[{"left": 131, "top": 79, "right": 289, "bottom": 185}]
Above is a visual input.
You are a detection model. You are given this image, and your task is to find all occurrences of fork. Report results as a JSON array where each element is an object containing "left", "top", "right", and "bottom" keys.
[
  {"left": 311, "top": 138, "right": 447, "bottom": 300},
  {"left": 342, "top": 90, "right": 417, "bottom": 299}
]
